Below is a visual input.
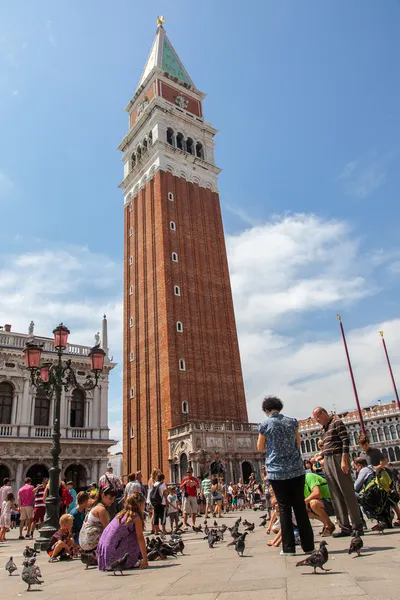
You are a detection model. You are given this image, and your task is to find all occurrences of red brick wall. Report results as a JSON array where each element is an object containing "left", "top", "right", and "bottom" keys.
[
  {"left": 129, "top": 83, "right": 156, "bottom": 129},
  {"left": 159, "top": 81, "right": 202, "bottom": 118},
  {"left": 123, "top": 171, "right": 247, "bottom": 480}
]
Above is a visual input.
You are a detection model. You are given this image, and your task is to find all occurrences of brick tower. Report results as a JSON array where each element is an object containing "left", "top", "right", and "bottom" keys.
[{"left": 120, "top": 19, "right": 248, "bottom": 481}]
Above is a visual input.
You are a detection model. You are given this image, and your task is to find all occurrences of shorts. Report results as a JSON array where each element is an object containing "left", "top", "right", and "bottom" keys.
[
  {"left": 238, "top": 498, "right": 244, "bottom": 507},
  {"left": 204, "top": 493, "right": 213, "bottom": 506},
  {"left": 212, "top": 494, "right": 223, "bottom": 504},
  {"left": 153, "top": 505, "right": 166, "bottom": 526},
  {"left": 34, "top": 506, "right": 46, "bottom": 523},
  {"left": 169, "top": 512, "right": 179, "bottom": 527},
  {"left": 0, "top": 514, "right": 10, "bottom": 528},
  {"left": 309, "top": 498, "right": 334, "bottom": 517},
  {"left": 183, "top": 495, "right": 198, "bottom": 514},
  {"left": 20, "top": 506, "right": 34, "bottom": 521}
]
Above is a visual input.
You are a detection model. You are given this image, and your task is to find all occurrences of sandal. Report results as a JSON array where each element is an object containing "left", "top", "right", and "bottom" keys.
[{"left": 321, "top": 524, "right": 336, "bottom": 537}]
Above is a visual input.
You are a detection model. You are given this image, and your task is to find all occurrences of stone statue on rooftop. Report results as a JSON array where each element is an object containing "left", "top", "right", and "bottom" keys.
[
  {"left": 28, "top": 321, "right": 34, "bottom": 336},
  {"left": 94, "top": 332, "right": 100, "bottom": 346}
]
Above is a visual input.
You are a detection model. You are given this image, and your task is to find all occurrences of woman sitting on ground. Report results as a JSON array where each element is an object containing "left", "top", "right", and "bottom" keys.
[
  {"left": 79, "top": 486, "right": 117, "bottom": 553},
  {"left": 97, "top": 493, "right": 148, "bottom": 571}
]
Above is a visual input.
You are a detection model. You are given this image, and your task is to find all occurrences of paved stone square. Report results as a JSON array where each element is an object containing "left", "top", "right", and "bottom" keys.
[{"left": 1, "top": 510, "right": 399, "bottom": 600}]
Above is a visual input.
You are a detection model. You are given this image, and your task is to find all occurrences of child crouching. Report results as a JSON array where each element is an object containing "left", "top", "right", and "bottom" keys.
[{"left": 47, "top": 514, "right": 75, "bottom": 562}]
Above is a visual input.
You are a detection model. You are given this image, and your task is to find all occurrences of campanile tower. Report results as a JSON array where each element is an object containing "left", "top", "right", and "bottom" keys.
[{"left": 120, "top": 19, "right": 248, "bottom": 479}]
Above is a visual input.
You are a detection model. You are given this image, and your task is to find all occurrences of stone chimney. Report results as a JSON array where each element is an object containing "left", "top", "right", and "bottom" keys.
[{"left": 4, "top": 324, "right": 11, "bottom": 332}]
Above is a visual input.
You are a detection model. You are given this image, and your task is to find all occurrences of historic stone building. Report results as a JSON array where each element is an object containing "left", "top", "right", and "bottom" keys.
[
  {"left": 0, "top": 318, "right": 116, "bottom": 491},
  {"left": 121, "top": 19, "right": 262, "bottom": 481},
  {"left": 299, "top": 401, "right": 400, "bottom": 465}
]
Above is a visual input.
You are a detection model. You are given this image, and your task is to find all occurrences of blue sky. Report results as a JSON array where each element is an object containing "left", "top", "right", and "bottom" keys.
[{"left": 2, "top": 1, "right": 400, "bottom": 445}]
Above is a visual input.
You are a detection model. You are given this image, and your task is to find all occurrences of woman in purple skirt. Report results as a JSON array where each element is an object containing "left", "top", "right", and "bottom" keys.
[{"left": 97, "top": 493, "right": 148, "bottom": 571}]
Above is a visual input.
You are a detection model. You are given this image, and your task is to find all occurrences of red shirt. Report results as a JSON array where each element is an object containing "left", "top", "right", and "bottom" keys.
[{"left": 180, "top": 476, "right": 199, "bottom": 497}]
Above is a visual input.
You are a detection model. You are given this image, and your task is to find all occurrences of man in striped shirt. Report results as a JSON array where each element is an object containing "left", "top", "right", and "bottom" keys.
[{"left": 313, "top": 407, "right": 363, "bottom": 537}]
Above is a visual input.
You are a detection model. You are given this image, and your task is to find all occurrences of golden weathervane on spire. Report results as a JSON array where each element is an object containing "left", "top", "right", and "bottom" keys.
[
  {"left": 157, "top": 15, "right": 165, "bottom": 28},
  {"left": 379, "top": 330, "right": 384, "bottom": 337}
]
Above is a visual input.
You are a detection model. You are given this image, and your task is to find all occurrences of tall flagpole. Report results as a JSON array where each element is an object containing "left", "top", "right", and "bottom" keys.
[
  {"left": 379, "top": 330, "right": 400, "bottom": 411},
  {"left": 337, "top": 314, "right": 366, "bottom": 434}
]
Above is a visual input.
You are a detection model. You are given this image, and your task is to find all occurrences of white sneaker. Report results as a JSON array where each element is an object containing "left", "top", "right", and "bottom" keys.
[{"left": 280, "top": 550, "right": 296, "bottom": 556}]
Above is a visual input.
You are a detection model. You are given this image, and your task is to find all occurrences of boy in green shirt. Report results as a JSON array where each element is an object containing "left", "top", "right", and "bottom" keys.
[{"left": 304, "top": 472, "right": 335, "bottom": 536}]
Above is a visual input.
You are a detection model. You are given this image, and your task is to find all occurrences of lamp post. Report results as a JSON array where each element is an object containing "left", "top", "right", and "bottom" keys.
[{"left": 24, "top": 323, "right": 106, "bottom": 551}]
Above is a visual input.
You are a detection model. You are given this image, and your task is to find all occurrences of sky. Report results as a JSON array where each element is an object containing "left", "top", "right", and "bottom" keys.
[{"left": 1, "top": 1, "right": 400, "bottom": 448}]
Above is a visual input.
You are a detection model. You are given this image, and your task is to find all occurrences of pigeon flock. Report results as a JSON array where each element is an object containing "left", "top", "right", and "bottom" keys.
[{"left": 3, "top": 514, "right": 388, "bottom": 588}]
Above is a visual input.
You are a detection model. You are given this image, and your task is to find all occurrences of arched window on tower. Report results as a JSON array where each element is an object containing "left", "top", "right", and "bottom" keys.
[
  {"left": 142, "top": 138, "right": 148, "bottom": 153},
  {"left": 0, "top": 382, "right": 13, "bottom": 425},
  {"left": 176, "top": 132, "right": 185, "bottom": 151},
  {"left": 196, "top": 142, "right": 204, "bottom": 159},
  {"left": 182, "top": 401, "right": 189, "bottom": 414},
  {"left": 167, "top": 128, "right": 174, "bottom": 146},
  {"left": 34, "top": 391, "right": 51, "bottom": 427},
  {"left": 136, "top": 146, "right": 142, "bottom": 162},
  {"left": 148, "top": 131, "right": 153, "bottom": 145},
  {"left": 131, "top": 153, "right": 136, "bottom": 169},
  {"left": 186, "top": 137, "right": 194, "bottom": 155},
  {"left": 70, "top": 389, "right": 85, "bottom": 428}
]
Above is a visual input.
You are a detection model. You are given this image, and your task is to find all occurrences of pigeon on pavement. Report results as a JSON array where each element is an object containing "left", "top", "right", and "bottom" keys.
[
  {"left": 296, "top": 541, "right": 330, "bottom": 574},
  {"left": 192, "top": 524, "right": 203, "bottom": 533},
  {"left": 106, "top": 552, "right": 129, "bottom": 575},
  {"left": 234, "top": 532, "right": 248, "bottom": 557},
  {"left": 21, "top": 565, "right": 43, "bottom": 591},
  {"left": 23, "top": 546, "right": 38, "bottom": 559},
  {"left": 80, "top": 551, "right": 98, "bottom": 569},
  {"left": 371, "top": 522, "right": 385, "bottom": 534},
  {"left": 5, "top": 557, "right": 17, "bottom": 576},
  {"left": 348, "top": 533, "right": 363, "bottom": 557},
  {"left": 245, "top": 523, "right": 255, "bottom": 532}
]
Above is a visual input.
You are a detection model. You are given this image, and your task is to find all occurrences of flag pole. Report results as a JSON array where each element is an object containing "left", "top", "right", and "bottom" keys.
[
  {"left": 337, "top": 314, "right": 366, "bottom": 434},
  {"left": 379, "top": 330, "right": 400, "bottom": 411}
]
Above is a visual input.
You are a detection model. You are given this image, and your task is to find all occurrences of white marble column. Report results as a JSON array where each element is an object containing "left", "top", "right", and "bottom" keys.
[
  {"left": 19, "top": 379, "right": 31, "bottom": 436},
  {"left": 15, "top": 461, "right": 24, "bottom": 491},
  {"left": 100, "top": 379, "right": 109, "bottom": 439}
]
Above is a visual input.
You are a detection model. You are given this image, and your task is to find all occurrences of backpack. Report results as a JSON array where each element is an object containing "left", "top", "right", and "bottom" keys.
[
  {"left": 359, "top": 468, "right": 392, "bottom": 517},
  {"left": 149, "top": 484, "right": 162, "bottom": 507},
  {"left": 61, "top": 487, "right": 73, "bottom": 507}
]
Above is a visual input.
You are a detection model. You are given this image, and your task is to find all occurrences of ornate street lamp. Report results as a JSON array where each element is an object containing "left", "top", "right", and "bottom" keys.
[{"left": 24, "top": 323, "right": 106, "bottom": 551}]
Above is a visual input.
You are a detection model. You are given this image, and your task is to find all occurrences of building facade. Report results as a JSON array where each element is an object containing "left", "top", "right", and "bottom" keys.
[
  {"left": 121, "top": 21, "right": 256, "bottom": 480},
  {"left": 0, "top": 318, "right": 116, "bottom": 491},
  {"left": 299, "top": 401, "right": 400, "bottom": 465}
]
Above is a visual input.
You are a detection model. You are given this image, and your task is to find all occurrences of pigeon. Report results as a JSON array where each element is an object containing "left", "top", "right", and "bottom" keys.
[
  {"left": 242, "top": 519, "right": 250, "bottom": 527},
  {"left": 175, "top": 521, "right": 183, "bottom": 533},
  {"left": 220, "top": 524, "right": 227, "bottom": 533},
  {"left": 203, "top": 518, "right": 208, "bottom": 526},
  {"left": 204, "top": 525, "right": 210, "bottom": 536},
  {"left": 192, "top": 524, "right": 203, "bottom": 533},
  {"left": 23, "top": 546, "right": 38, "bottom": 559},
  {"left": 106, "top": 552, "right": 129, "bottom": 575},
  {"left": 371, "top": 522, "right": 385, "bottom": 534},
  {"left": 80, "top": 551, "right": 98, "bottom": 569},
  {"left": 5, "top": 557, "right": 17, "bottom": 576},
  {"left": 259, "top": 517, "right": 267, "bottom": 527},
  {"left": 348, "top": 533, "right": 363, "bottom": 557},
  {"left": 296, "top": 541, "right": 330, "bottom": 574},
  {"left": 213, "top": 520, "right": 218, "bottom": 528},
  {"left": 208, "top": 531, "right": 218, "bottom": 548},
  {"left": 21, "top": 565, "right": 43, "bottom": 591},
  {"left": 245, "top": 523, "right": 255, "bottom": 532},
  {"left": 172, "top": 538, "right": 185, "bottom": 555},
  {"left": 234, "top": 532, "right": 248, "bottom": 557},
  {"left": 159, "top": 542, "right": 178, "bottom": 559},
  {"left": 234, "top": 517, "right": 242, "bottom": 527},
  {"left": 259, "top": 513, "right": 268, "bottom": 519}
]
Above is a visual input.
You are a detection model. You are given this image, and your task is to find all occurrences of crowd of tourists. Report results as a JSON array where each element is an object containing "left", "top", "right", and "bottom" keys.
[{"left": 1, "top": 396, "right": 400, "bottom": 567}]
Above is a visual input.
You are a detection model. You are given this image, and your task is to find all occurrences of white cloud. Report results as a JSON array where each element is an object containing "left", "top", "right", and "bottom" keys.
[
  {"left": 339, "top": 159, "right": 386, "bottom": 198},
  {"left": 2, "top": 213, "right": 399, "bottom": 449}
]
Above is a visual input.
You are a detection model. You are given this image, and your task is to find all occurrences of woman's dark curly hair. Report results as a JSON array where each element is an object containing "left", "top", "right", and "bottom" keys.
[{"left": 261, "top": 396, "right": 283, "bottom": 413}]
